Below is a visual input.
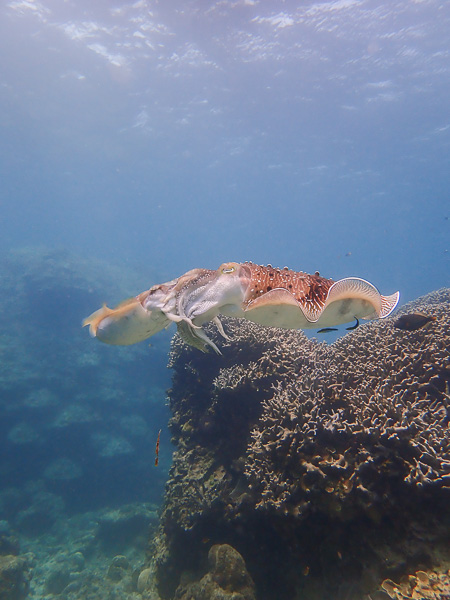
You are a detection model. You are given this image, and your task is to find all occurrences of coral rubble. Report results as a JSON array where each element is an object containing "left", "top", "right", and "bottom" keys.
[{"left": 153, "top": 289, "right": 450, "bottom": 600}]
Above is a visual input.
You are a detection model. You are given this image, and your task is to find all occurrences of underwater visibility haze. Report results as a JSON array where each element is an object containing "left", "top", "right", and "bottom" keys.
[{"left": 0, "top": 1, "right": 449, "bottom": 599}]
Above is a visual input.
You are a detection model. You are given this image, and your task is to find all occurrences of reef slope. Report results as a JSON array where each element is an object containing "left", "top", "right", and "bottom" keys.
[{"left": 152, "top": 289, "right": 450, "bottom": 600}]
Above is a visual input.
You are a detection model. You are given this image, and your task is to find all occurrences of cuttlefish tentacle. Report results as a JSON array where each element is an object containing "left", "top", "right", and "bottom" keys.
[
  {"left": 152, "top": 262, "right": 249, "bottom": 352},
  {"left": 83, "top": 262, "right": 400, "bottom": 350},
  {"left": 147, "top": 267, "right": 229, "bottom": 352}
]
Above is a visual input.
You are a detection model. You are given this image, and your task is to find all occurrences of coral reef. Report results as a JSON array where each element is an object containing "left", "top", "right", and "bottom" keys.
[
  {"left": 0, "top": 247, "right": 171, "bottom": 514},
  {"left": 0, "top": 247, "right": 172, "bottom": 599},
  {"left": 174, "top": 544, "right": 255, "bottom": 600},
  {"left": 153, "top": 289, "right": 450, "bottom": 600},
  {"left": 245, "top": 289, "right": 450, "bottom": 517},
  {"left": 381, "top": 566, "right": 450, "bottom": 599},
  {"left": 17, "top": 501, "right": 160, "bottom": 599},
  {"left": 0, "top": 518, "right": 31, "bottom": 600},
  {"left": 0, "top": 554, "right": 31, "bottom": 600}
]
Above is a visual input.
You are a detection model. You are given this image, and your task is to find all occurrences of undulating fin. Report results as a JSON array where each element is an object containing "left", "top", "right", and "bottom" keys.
[
  {"left": 380, "top": 291, "right": 401, "bottom": 318},
  {"left": 325, "top": 278, "right": 383, "bottom": 315},
  {"left": 242, "top": 277, "right": 400, "bottom": 329},
  {"left": 243, "top": 288, "right": 307, "bottom": 329},
  {"left": 320, "top": 278, "right": 400, "bottom": 323}
]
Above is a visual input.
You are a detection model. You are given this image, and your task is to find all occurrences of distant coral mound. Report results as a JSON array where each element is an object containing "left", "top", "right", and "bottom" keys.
[
  {"left": 175, "top": 544, "right": 256, "bottom": 600},
  {"left": 0, "top": 247, "right": 170, "bottom": 519},
  {"left": 154, "top": 288, "right": 450, "bottom": 600}
]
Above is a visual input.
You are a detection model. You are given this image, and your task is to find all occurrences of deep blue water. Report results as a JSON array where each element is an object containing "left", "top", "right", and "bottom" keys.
[{"left": 0, "top": 0, "right": 449, "bottom": 539}]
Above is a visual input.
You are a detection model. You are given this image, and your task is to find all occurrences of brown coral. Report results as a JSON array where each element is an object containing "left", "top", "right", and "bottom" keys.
[
  {"left": 0, "top": 555, "right": 30, "bottom": 600},
  {"left": 174, "top": 544, "right": 256, "bottom": 600},
  {"left": 245, "top": 289, "right": 450, "bottom": 517},
  {"left": 381, "top": 567, "right": 450, "bottom": 599},
  {"left": 154, "top": 289, "right": 450, "bottom": 600}
]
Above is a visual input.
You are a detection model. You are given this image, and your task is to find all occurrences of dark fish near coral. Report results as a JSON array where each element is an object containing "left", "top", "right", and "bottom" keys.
[
  {"left": 346, "top": 318, "right": 359, "bottom": 331},
  {"left": 317, "top": 327, "right": 338, "bottom": 333},
  {"left": 394, "top": 312, "right": 436, "bottom": 331}
]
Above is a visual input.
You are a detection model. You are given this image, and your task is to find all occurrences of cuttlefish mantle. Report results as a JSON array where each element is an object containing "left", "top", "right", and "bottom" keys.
[{"left": 83, "top": 262, "right": 400, "bottom": 353}]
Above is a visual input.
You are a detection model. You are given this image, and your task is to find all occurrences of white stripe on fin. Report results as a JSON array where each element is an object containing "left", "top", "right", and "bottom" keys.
[{"left": 380, "top": 291, "right": 400, "bottom": 318}]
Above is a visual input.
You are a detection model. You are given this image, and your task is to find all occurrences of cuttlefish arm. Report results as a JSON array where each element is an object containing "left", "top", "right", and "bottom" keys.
[{"left": 151, "top": 264, "right": 247, "bottom": 353}]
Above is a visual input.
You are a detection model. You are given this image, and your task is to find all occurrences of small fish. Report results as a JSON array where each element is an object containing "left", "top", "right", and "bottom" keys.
[
  {"left": 154, "top": 429, "right": 161, "bottom": 466},
  {"left": 346, "top": 318, "right": 359, "bottom": 331},
  {"left": 394, "top": 312, "right": 436, "bottom": 331},
  {"left": 317, "top": 327, "right": 338, "bottom": 333}
]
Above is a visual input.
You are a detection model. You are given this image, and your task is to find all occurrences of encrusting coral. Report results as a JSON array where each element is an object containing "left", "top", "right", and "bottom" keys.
[{"left": 152, "top": 289, "right": 450, "bottom": 600}]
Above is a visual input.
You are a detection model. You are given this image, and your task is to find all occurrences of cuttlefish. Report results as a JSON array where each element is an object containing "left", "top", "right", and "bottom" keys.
[{"left": 83, "top": 262, "right": 400, "bottom": 353}]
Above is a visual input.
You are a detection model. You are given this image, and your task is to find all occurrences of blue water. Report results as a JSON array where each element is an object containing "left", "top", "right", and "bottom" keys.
[
  {"left": 0, "top": 0, "right": 448, "bottom": 592},
  {"left": 1, "top": 0, "right": 448, "bottom": 298}
]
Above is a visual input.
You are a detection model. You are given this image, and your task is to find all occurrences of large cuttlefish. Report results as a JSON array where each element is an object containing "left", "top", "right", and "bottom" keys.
[{"left": 83, "top": 262, "right": 400, "bottom": 354}]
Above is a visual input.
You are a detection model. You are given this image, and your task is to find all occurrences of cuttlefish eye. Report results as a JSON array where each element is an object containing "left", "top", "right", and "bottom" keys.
[{"left": 219, "top": 263, "right": 237, "bottom": 274}]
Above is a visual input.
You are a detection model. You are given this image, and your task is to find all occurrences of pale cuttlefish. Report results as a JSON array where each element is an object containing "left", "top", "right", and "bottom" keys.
[{"left": 83, "top": 262, "right": 400, "bottom": 354}]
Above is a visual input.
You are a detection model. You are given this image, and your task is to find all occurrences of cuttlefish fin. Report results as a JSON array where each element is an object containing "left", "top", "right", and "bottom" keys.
[
  {"left": 243, "top": 288, "right": 308, "bottom": 329},
  {"left": 82, "top": 298, "right": 138, "bottom": 337},
  {"left": 246, "top": 288, "right": 299, "bottom": 311},
  {"left": 379, "top": 291, "right": 401, "bottom": 318},
  {"left": 323, "top": 278, "right": 400, "bottom": 322}
]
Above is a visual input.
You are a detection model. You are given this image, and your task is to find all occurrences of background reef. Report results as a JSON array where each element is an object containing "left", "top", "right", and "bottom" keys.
[
  {"left": 0, "top": 247, "right": 171, "bottom": 599},
  {"left": 1, "top": 249, "right": 449, "bottom": 600},
  {"left": 153, "top": 289, "right": 450, "bottom": 600}
]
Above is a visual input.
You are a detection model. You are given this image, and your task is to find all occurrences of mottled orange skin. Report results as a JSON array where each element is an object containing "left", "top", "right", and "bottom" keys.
[{"left": 243, "top": 262, "right": 335, "bottom": 314}]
